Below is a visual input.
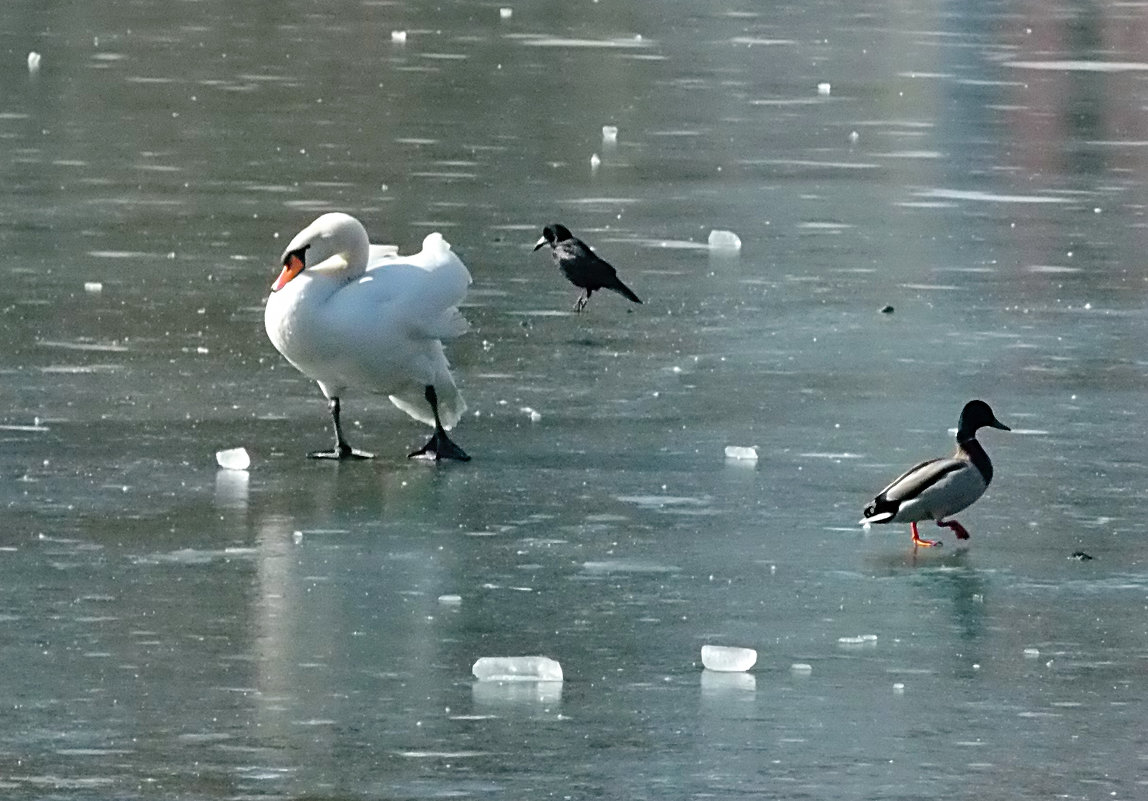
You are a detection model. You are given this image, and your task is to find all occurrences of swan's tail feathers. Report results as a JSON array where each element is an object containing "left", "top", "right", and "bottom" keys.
[
  {"left": 388, "top": 377, "right": 466, "bottom": 430},
  {"left": 429, "top": 307, "right": 470, "bottom": 340},
  {"left": 608, "top": 277, "right": 642, "bottom": 305}
]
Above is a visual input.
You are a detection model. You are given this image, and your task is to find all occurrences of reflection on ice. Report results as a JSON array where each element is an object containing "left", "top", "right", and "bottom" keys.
[
  {"left": 700, "top": 670, "right": 756, "bottom": 694},
  {"left": 472, "top": 680, "right": 562, "bottom": 708},
  {"left": 214, "top": 469, "right": 249, "bottom": 510}
]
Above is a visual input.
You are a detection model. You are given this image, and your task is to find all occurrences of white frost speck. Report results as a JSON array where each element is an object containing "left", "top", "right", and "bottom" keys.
[
  {"left": 215, "top": 447, "right": 250, "bottom": 471},
  {"left": 701, "top": 644, "right": 757, "bottom": 672}
]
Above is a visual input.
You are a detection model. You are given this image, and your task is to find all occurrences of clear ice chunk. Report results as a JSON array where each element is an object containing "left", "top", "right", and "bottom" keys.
[
  {"left": 602, "top": 125, "right": 618, "bottom": 143},
  {"left": 790, "top": 662, "right": 813, "bottom": 674},
  {"left": 391, "top": 30, "right": 407, "bottom": 43},
  {"left": 701, "top": 644, "right": 757, "bottom": 672},
  {"left": 724, "top": 445, "right": 758, "bottom": 461},
  {"left": 215, "top": 447, "right": 250, "bottom": 471},
  {"left": 1023, "top": 647, "right": 1040, "bottom": 658},
  {"left": 84, "top": 282, "right": 103, "bottom": 293},
  {"left": 438, "top": 594, "right": 462, "bottom": 605},
  {"left": 590, "top": 153, "right": 601, "bottom": 169},
  {"left": 472, "top": 656, "right": 563, "bottom": 682},
  {"left": 707, "top": 229, "right": 741, "bottom": 251},
  {"left": 817, "top": 82, "right": 831, "bottom": 95},
  {"left": 499, "top": 7, "right": 512, "bottom": 19},
  {"left": 27, "top": 51, "right": 41, "bottom": 73}
]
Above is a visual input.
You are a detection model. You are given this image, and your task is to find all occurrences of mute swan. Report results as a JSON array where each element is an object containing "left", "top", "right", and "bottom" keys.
[
  {"left": 533, "top": 223, "right": 641, "bottom": 312},
  {"left": 265, "top": 212, "right": 471, "bottom": 461},
  {"left": 860, "top": 400, "right": 1009, "bottom": 547}
]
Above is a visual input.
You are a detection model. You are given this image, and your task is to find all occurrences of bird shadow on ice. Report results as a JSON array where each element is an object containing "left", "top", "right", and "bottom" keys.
[{"left": 863, "top": 544, "right": 973, "bottom": 572}]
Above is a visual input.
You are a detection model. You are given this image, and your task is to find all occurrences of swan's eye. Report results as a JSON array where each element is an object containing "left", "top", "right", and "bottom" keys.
[{"left": 284, "top": 245, "right": 309, "bottom": 268}]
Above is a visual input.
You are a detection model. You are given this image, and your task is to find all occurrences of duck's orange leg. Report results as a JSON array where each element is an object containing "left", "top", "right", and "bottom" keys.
[{"left": 911, "top": 522, "right": 942, "bottom": 548}]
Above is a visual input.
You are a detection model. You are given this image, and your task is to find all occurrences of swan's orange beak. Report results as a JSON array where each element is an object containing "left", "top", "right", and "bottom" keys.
[{"left": 272, "top": 252, "right": 305, "bottom": 292}]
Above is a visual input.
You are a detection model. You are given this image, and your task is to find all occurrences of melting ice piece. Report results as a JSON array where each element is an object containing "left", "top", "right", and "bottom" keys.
[
  {"left": 707, "top": 229, "right": 741, "bottom": 252},
  {"left": 27, "top": 51, "right": 42, "bottom": 73},
  {"left": 790, "top": 662, "right": 813, "bottom": 674},
  {"left": 499, "top": 7, "right": 512, "bottom": 19},
  {"left": 215, "top": 447, "right": 250, "bottom": 471},
  {"left": 472, "top": 656, "right": 563, "bottom": 682},
  {"left": 817, "top": 82, "right": 831, "bottom": 95},
  {"left": 701, "top": 644, "right": 757, "bottom": 672},
  {"left": 1023, "top": 647, "right": 1040, "bottom": 658},
  {"left": 590, "top": 153, "right": 601, "bottom": 169},
  {"left": 724, "top": 445, "right": 758, "bottom": 461},
  {"left": 840, "top": 634, "right": 878, "bottom": 644},
  {"left": 438, "top": 594, "right": 462, "bottom": 605},
  {"left": 602, "top": 124, "right": 618, "bottom": 143},
  {"left": 84, "top": 281, "right": 104, "bottom": 293},
  {"left": 391, "top": 30, "right": 408, "bottom": 43}
]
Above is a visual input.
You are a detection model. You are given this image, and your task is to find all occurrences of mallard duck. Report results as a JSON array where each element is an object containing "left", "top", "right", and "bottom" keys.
[
  {"left": 860, "top": 399, "right": 1010, "bottom": 547},
  {"left": 533, "top": 223, "right": 641, "bottom": 312},
  {"left": 264, "top": 213, "right": 471, "bottom": 461}
]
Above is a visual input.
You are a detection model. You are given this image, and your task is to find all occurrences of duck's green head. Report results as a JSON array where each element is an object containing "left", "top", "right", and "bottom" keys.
[{"left": 957, "top": 399, "right": 1010, "bottom": 441}]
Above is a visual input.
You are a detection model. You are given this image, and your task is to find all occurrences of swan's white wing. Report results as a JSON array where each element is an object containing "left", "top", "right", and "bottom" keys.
[
  {"left": 368, "top": 244, "right": 399, "bottom": 263},
  {"left": 362, "top": 233, "right": 471, "bottom": 340}
]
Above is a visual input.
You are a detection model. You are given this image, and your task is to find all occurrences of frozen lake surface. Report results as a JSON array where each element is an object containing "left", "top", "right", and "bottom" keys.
[{"left": 2, "top": 1, "right": 1147, "bottom": 798}]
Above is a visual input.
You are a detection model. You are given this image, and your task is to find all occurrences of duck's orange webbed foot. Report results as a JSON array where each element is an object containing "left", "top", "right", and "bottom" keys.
[{"left": 911, "top": 522, "right": 942, "bottom": 548}]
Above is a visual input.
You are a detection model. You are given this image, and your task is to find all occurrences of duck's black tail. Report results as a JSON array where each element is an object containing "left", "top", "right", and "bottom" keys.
[{"left": 608, "top": 277, "right": 642, "bottom": 305}]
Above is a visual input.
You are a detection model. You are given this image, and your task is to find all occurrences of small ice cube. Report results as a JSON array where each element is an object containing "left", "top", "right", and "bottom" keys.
[
  {"left": 84, "top": 281, "right": 103, "bottom": 293},
  {"left": 472, "top": 656, "right": 563, "bottom": 682},
  {"left": 790, "top": 663, "right": 813, "bottom": 674},
  {"left": 590, "top": 153, "right": 601, "bottom": 169},
  {"left": 391, "top": 30, "right": 407, "bottom": 43},
  {"left": 707, "top": 229, "right": 741, "bottom": 252},
  {"left": 519, "top": 406, "right": 542, "bottom": 422},
  {"left": 893, "top": 682, "right": 905, "bottom": 693},
  {"left": 817, "top": 82, "right": 831, "bottom": 95},
  {"left": 1023, "top": 647, "right": 1040, "bottom": 658},
  {"left": 438, "top": 594, "right": 462, "bottom": 605},
  {"left": 848, "top": 130, "right": 859, "bottom": 143},
  {"left": 215, "top": 447, "right": 250, "bottom": 471},
  {"left": 27, "top": 51, "right": 41, "bottom": 73},
  {"left": 724, "top": 445, "right": 758, "bottom": 461},
  {"left": 602, "top": 125, "right": 618, "bottom": 143},
  {"left": 700, "top": 644, "right": 757, "bottom": 672},
  {"left": 499, "top": 7, "right": 512, "bottom": 19},
  {"left": 837, "top": 636, "right": 866, "bottom": 646}
]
